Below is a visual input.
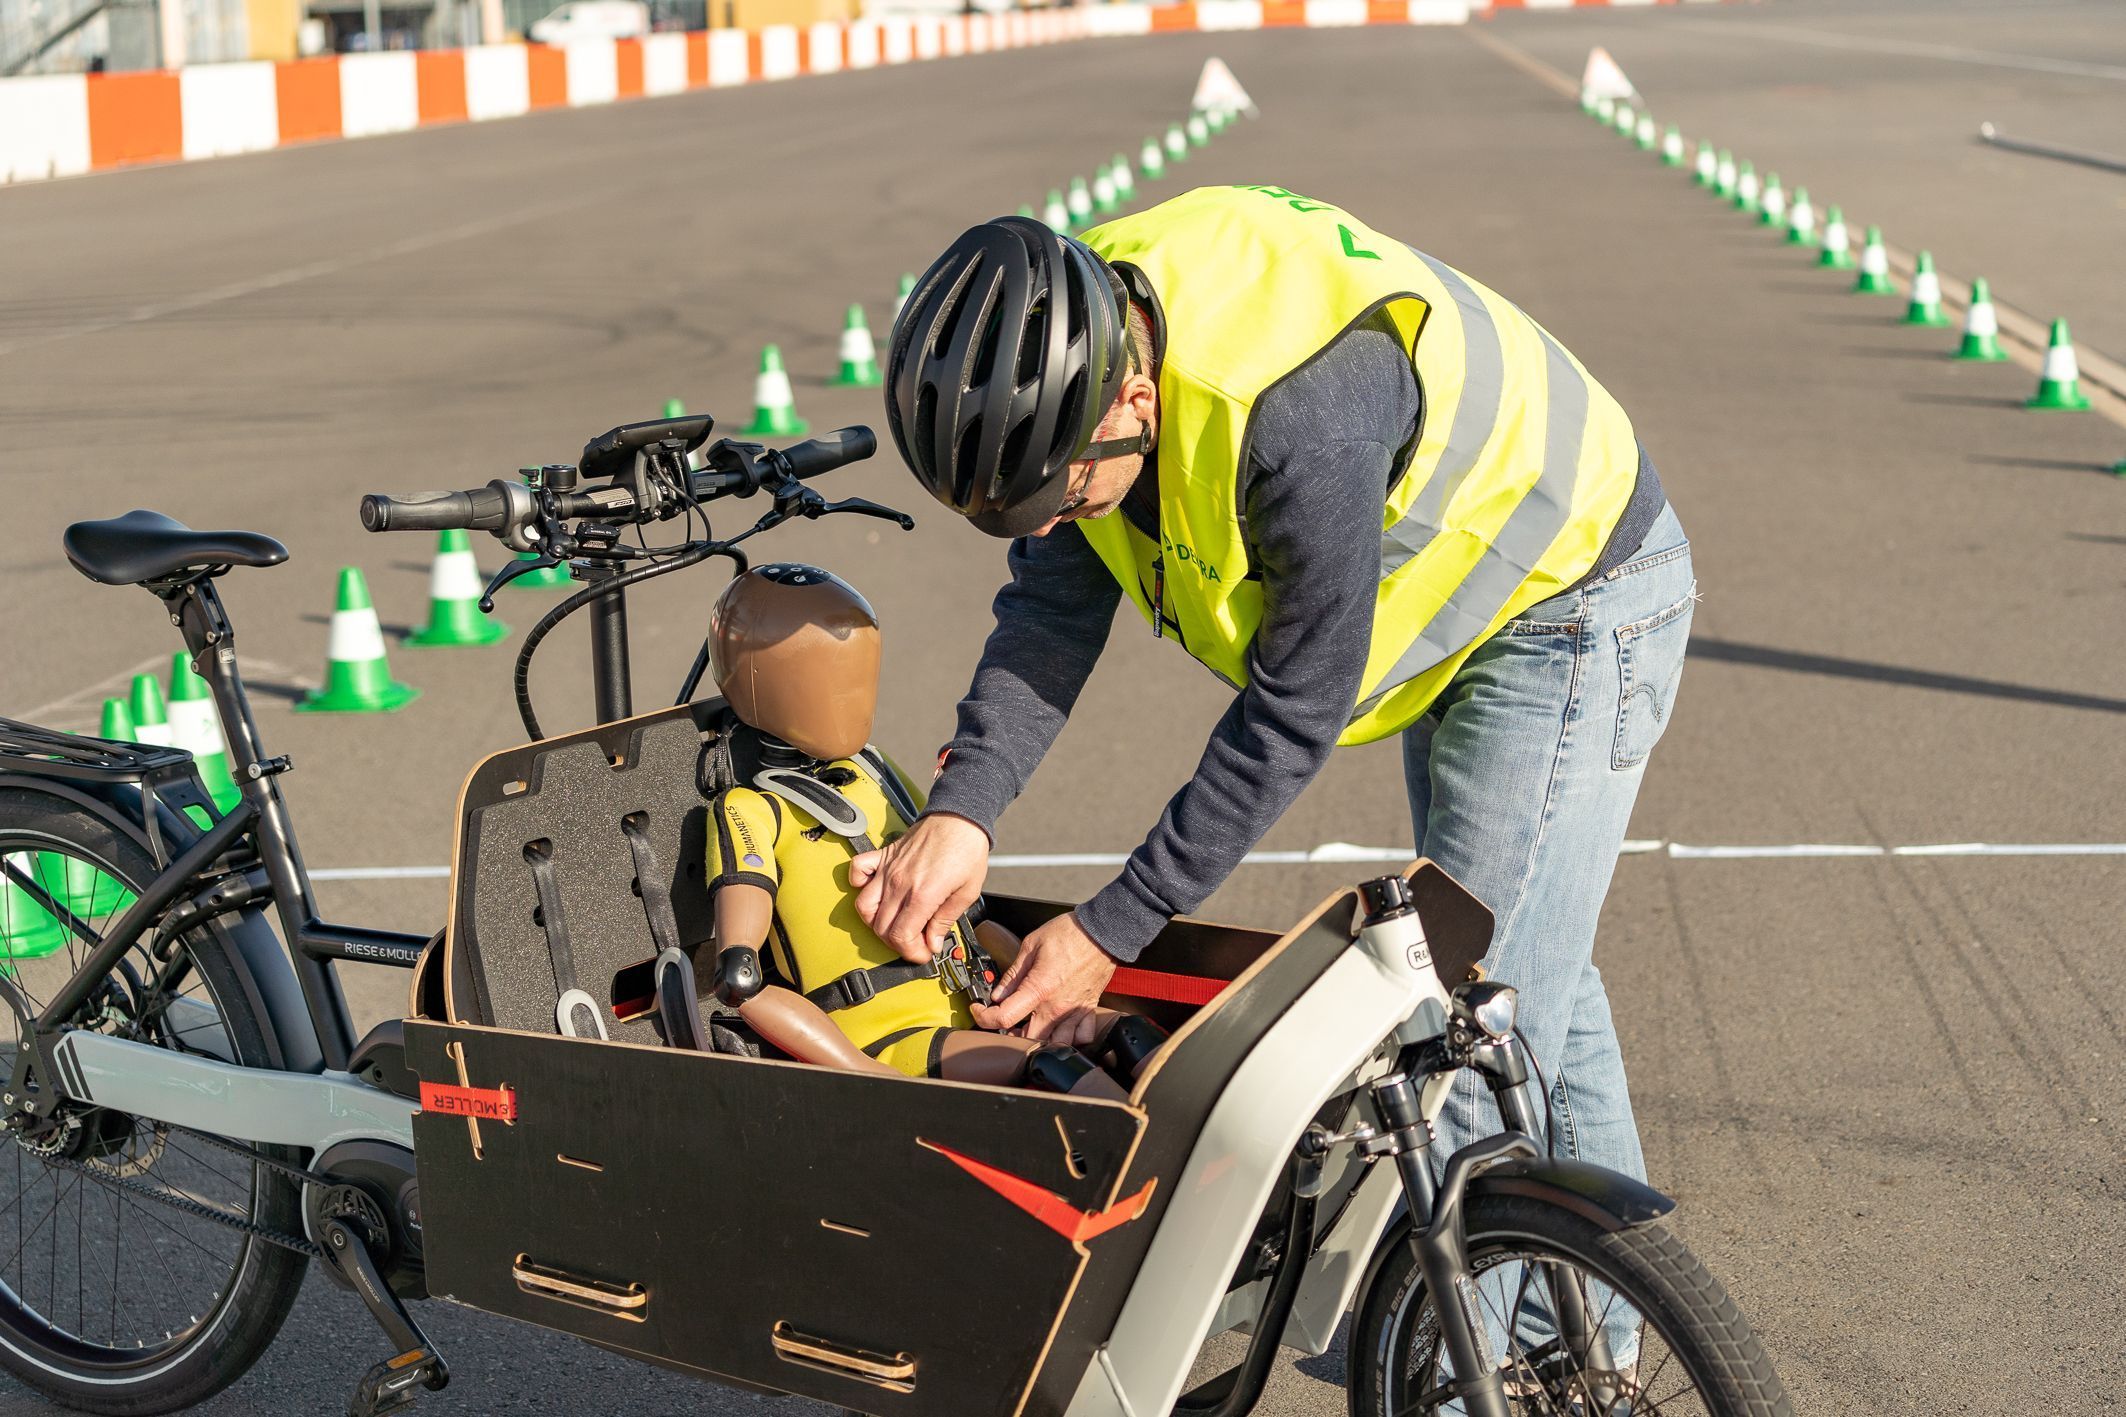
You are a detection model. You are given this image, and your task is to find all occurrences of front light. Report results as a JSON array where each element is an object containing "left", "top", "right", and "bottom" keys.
[{"left": 1451, "top": 981, "right": 1518, "bottom": 1041}]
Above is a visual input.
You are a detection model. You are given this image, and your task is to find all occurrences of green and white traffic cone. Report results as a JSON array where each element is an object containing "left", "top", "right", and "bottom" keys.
[
  {"left": 1955, "top": 278, "right": 2007, "bottom": 361},
  {"left": 1165, "top": 124, "right": 1188, "bottom": 161},
  {"left": 1015, "top": 203, "right": 1036, "bottom": 220},
  {"left": 1734, "top": 161, "right": 1760, "bottom": 214},
  {"left": 405, "top": 530, "right": 508, "bottom": 649},
  {"left": 660, "top": 398, "right": 684, "bottom": 420},
  {"left": 1042, "top": 188, "right": 1070, "bottom": 233},
  {"left": 296, "top": 568, "right": 420, "bottom": 715},
  {"left": 831, "top": 304, "right": 883, "bottom": 388},
  {"left": 1758, "top": 172, "right": 1786, "bottom": 228},
  {"left": 1140, "top": 135, "right": 1165, "bottom": 181},
  {"left": 1580, "top": 88, "right": 1599, "bottom": 116},
  {"left": 128, "top": 672, "right": 172, "bottom": 746},
  {"left": 1692, "top": 141, "right": 1716, "bottom": 187},
  {"left": 168, "top": 652, "right": 241, "bottom": 810},
  {"left": 504, "top": 469, "right": 573, "bottom": 590},
  {"left": 1660, "top": 125, "right": 1684, "bottom": 166},
  {"left": 1785, "top": 187, "right": 1816, "bottom": 246},
  {"left": 1714, "top": 151, "right": 1737, "bottom": 200},
  {"left": 739, "top": 345, "right": 809, "bottom": 438},
  {"left": 0, "top": 854, "right": 68, "bottom": 963},
  {"left": 31, "top": 698, "right": 143, "bottom": 927},
  {"left": 98, "top": 697, "right": 136, "bottom": 745},
  {"left": 1595, "top": 96, "right": 1615, "bottom": 125},
  {"left": 1185, "top": 112, "right": 1209, "bottom": 146},
  {"left": 1066, "top": 177, "right": 1093, "bottom": 228},
  {"left": 1853, "top": 226, "right": 1894, "bottom": 294},
  {"left": 1613, "top": 104, "right": 1634, "bottom": 137},
  {"left": 1091, "top": 170, "right": 1117, "bottom": 216},
  {"left": 1817, "top": 206, "right": 1854, "bottom": 269},
  {"left": 1903, "top": 250, "right": 1949, "bottom": 327},
  {"left": 2027, "top": 320, "right": 2093, "bottom": 411},
  {"left": 1111, "top": 154, "right": 1135, "bottom": 201},
  {"left": 1635, "top": 113, "right": 1657, "bottom": 150},
  {"left": 895, "top": 273, "right": 916, "bottom": 320},
  {"left": 39, "top": 698, "right": 140, "bottom": 925}
]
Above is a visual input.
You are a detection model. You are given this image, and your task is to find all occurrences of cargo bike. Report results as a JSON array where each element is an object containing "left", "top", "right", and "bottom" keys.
[{"left": 0, "top": 414, "right": 1788, "bottom": 1417}]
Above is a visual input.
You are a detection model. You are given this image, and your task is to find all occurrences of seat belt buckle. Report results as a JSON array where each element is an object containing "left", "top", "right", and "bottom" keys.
[{"left": 936, "top": 937, "right": 989, "bottom": 1005}]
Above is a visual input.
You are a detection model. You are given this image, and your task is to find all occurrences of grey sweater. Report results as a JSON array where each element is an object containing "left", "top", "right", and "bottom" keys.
[{"left": 924, "top": 322, "right": 1664, "bottom": 960}]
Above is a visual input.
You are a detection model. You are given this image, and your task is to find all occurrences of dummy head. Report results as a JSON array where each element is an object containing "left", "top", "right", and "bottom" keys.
[{"left": 707, "top": 563, "right": 881, "bottom": 761}]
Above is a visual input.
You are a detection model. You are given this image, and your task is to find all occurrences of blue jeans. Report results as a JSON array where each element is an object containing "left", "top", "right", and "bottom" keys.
[{"left": 1403, "top": 500, "right": 1694, "bottom": 1372}]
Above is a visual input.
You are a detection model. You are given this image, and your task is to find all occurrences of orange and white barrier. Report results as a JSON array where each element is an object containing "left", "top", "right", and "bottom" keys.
[{"left": 0, "top": 0, "right": 1490, "bottom": 187}]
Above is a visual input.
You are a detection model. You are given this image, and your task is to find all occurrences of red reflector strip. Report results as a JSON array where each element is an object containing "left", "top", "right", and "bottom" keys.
[
  {"left": 419, "top": 1080, "right": 516, "bottom": 1123},
  {"left": 1108, "top": 965, "right": 1226, "bottom": 1007},
  {"left": 921, "top": 1140, "right": 1155, "bottom": 1243}
]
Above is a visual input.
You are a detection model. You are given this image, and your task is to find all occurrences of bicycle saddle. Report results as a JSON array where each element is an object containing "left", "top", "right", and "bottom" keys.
[{"left": 63, "top": 509, "right": 288, "bottom": 586}]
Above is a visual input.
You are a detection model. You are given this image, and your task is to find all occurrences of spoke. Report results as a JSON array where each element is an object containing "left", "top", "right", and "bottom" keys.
[
  {"left": 76, "top": 1171, "right": 233, "bottom": 1270},
  {"left": 0, "top": 1166, "right": 77, "bottom": 1280}
]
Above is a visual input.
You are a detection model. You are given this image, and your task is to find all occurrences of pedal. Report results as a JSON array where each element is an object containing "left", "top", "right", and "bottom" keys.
[
  {"left": 322, "top": 1218, "right": 450, "bottom": 1417},
  {"left": 349, "top": 1347, "right": 446, "bottom": 1417}
]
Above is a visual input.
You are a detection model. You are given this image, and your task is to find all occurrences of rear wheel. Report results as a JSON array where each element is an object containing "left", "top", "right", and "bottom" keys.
[
  {"left": 0, "top": 790, "right": 307, "bottom": 1414},
  {"left": 1349, "top": 1193, "right": 1790, "bottom": 1416}
]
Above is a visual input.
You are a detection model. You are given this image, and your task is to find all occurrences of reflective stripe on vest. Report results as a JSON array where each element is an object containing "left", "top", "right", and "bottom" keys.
[{"left": 1078, "top": 186, "right": 1638, "bottom": 745}]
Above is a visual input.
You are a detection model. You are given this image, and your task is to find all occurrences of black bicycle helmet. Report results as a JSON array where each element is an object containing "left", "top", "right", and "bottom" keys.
[{"left": 886, "top": 216, "right": 1132, "bottom": 538}]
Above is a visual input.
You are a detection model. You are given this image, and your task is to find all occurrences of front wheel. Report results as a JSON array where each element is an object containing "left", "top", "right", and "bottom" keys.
[{"left": 1349, "top": 1193, "right": 1790, "bottom": 1416}]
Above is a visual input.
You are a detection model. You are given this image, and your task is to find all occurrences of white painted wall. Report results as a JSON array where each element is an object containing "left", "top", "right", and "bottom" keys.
[
  {"left": 338, "top": 52, "right": 419, "bottom": 138},
  {"left": 0, "top": 75, "right": 91, "bottom": 184}
]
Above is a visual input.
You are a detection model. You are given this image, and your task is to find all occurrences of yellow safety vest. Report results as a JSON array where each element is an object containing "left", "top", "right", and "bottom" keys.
[{"left": 1079, "top": 186, "right": 1640, "bottom": 744}]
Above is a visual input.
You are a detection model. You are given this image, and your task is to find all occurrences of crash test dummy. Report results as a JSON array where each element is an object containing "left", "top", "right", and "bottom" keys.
[{"left": 697, "top": 563, "right": 1164, "bottom": 1099}]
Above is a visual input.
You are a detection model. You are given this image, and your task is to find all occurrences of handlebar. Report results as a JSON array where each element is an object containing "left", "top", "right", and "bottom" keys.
[
  {"left": 358, "top": 480, "right": 526, "bottom": 534},
  {"left": 777, "top": 425, "right": 877, "bottom": 482},
  {"left": 359, "top": 425, "right": 881, "bottom": 538}
]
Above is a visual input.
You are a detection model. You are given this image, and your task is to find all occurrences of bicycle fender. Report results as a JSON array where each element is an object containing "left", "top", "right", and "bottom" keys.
[
  {"left": 1469, "top": 1156, "right": 1676, "bottom": 1231},
  {"left": 0, "top": 772, "right": 323, "bottom": 1075},
  {"left": 1351, "top": 1157, "right": 1676, "bottom": 1326}
]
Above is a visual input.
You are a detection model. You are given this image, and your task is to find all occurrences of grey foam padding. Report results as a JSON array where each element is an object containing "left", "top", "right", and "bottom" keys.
[{"left": 455, "top": 710, "right": 716, "bottom": 1043}]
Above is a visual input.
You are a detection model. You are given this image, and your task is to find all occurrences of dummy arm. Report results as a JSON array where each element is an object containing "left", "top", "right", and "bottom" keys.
[{"left": 711, "top": 883, "right": 896, "bottom": 1075}]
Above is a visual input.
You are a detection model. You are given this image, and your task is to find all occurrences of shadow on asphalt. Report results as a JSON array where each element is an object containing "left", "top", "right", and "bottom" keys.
[
  {"left": 1967, "top": 453, "right": 2122, "bottom": 477},
  {"left": 1689, "top": 638, "right": 2126, "bottom": 714}
]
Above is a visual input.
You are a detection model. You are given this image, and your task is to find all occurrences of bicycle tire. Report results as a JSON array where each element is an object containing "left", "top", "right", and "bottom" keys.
[
  {"left": 0, "top": 788, "right": 308, "bottom": 1415},
  {"left": 1349, "top": 1191, "right": 1790, "bottom": 1417}
]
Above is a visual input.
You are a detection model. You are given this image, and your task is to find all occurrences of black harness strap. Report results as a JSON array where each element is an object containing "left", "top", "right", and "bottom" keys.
[
  {"left": 860, "top": 1025, "right": 928, "bottom": 1060},
  {"left": 805, "top": 958, "right": 941, "bottom": 1013},
  {"left": 850, "top": 749, "right": 996, "bottom": 1006}
]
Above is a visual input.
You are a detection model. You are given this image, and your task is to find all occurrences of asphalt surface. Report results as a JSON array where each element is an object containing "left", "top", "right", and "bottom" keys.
[{"left": 3, "top": 0, "right": 2125, "bottom": 1412}]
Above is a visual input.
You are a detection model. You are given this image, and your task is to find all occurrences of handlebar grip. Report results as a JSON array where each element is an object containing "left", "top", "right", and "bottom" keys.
[
  {"left": 778, "top": 426, "right": 877, "bottom": 482},
  {"left": 358, "top": 484, "right": 512, "bottom": 533}
]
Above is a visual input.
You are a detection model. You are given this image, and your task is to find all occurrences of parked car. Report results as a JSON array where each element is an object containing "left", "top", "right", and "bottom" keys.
[{"left": 529, "top": 0, "right": 649, "bottom": 44}]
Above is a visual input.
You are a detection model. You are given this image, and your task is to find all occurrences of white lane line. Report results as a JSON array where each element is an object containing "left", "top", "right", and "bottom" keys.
[
  {"left": 303, "top": 841, "right": 2126, "bottom": 880},
  {"left": 0, "top": 196, "right": 595, "bottom": 361},
  {"left": 1675, "top": 19, "right": 2126, "bottom": 84}
]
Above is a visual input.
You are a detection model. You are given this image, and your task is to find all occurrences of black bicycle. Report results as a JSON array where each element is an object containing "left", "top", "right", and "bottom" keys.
[{"left": 0, "top": 412, "right": 1789, "bottom": 1417}]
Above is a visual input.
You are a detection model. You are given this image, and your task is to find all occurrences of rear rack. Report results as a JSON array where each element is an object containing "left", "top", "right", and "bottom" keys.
[
  {"left": 0, "top": 715, "right": 231, "bottom": 867},
  {"left": 0, "top": 716, "right": 196, "bottom": 783}
]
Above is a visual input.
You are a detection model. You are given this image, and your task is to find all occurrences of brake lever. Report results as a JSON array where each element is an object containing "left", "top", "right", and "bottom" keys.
[
  {"left": 479, "top": 555, "right": 566, "bottom": 612},
  {"left": 815, "top": 496, "right": 915, "bottom": 530}
]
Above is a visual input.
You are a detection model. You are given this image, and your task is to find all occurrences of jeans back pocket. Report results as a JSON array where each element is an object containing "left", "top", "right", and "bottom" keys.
[{"left": 1612, "top": 583, "right": 1695, "bottom": 770}]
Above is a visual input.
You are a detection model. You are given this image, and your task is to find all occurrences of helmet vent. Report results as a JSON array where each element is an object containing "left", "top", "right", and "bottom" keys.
[{"left": 968, "top": 298, "right": 1004, "bottom": 391}]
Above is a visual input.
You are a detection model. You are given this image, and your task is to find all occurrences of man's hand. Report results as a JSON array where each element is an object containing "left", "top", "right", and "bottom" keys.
[
  {"left": 971, "top": 913, "right": 1117, "bottom": 1042},
  {"left": 850, "top": 814, "right": 989, "bottom": 964}
]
